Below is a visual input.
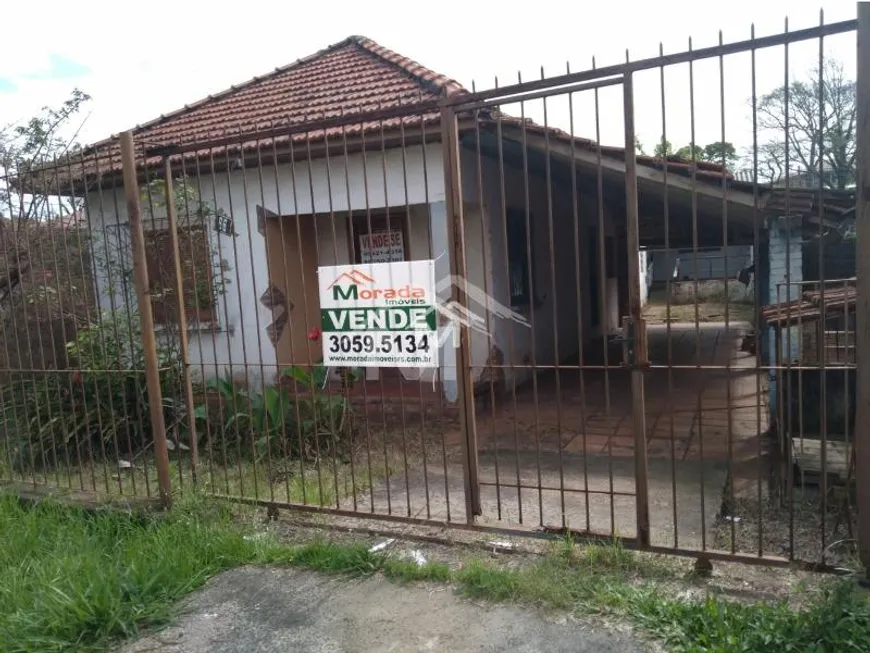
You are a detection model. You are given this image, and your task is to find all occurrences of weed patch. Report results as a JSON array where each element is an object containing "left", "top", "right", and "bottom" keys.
[{"left": 2, "top": 494, "right": 868, "bottom": 653}]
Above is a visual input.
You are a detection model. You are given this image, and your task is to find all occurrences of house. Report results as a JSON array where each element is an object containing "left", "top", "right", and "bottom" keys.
[
  {"left": 649, "top": 245, "right": 752, "bottom": 285},
  {"left": 52, "top": 36, "right": 759, "bottom": 403}
]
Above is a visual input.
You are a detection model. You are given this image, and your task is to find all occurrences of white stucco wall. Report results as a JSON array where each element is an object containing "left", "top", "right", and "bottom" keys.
[
  {"left": 639, "top": 250, "right": 650, "bottom": 307},
  {"left": 85, "top": 144, "right": 446, "bottom": 385}
]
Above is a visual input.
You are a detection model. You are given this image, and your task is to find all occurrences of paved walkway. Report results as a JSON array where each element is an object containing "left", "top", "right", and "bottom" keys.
[
  {"left": 356, "top": 323, "right": 767, "bottom": 549},
  {"left": 121, "top": 568, "right": 646, "bottom": 653},
  {"left": 477, "top": 322, "right": 765, "bottom": 464}
]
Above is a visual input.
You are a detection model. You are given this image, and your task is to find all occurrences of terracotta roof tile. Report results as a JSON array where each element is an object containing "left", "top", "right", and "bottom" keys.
[
  {"left": 55, "top": 36, "right": 736, "bottom": 192},
  {"left": 88, "top": 35, "right": 464, "bottom": 155}
]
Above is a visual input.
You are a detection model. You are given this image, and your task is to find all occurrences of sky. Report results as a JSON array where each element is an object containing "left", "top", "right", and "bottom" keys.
[{"left": 0, "top": 0, "right": 859, "bottom": 170}]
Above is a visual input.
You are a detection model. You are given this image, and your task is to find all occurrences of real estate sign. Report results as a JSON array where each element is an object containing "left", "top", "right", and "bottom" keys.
[{"left": 317, "top": 260, "right": 438, "bottom": 368}]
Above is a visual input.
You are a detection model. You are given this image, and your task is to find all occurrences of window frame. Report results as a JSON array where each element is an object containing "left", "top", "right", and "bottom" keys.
[{"left": 143, "top": 218, "right": 217, "bottom": 327}]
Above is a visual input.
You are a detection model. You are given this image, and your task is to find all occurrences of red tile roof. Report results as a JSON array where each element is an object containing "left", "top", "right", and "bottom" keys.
[
  {"left": 56, "top": 35, "right": 733, "bottom": 192},
  {"left": 89, "top": 35, "right": 464, "bottom": 153}
]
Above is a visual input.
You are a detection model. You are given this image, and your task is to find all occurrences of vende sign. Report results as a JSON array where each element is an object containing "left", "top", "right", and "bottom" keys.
[
  {"left": 359, "top": 230, "right": 404, "bottom": 263},
  {"left": 317, "top": 260, "right": 437, "bottom": 368}
]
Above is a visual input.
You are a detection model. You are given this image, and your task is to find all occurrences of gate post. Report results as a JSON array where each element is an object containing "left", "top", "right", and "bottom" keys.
[
  {"left": 440, "top": 101, "right": 482, "bottom": 522},
  {"left": 622, "top": 73, "right": 651, "bottom": 548},
  {"left": 854, "top": 1, "right": 870, "bottom": 570},
  {"left": 120, "top": 132, "right": 173, "bottom": 507}
]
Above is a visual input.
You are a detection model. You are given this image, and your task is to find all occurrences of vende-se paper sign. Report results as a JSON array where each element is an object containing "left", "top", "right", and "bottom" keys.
[
  {"left": 317, "top": 260, "right": 437, "bottom": 368},
  {"left": 359, "top": 231, "right": 404, "bottom": 263}
]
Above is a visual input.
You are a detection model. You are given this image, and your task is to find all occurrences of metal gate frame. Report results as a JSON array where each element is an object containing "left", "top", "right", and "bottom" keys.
[
  {"left": 444, "top": 71, "right": 652, "bottom": 544},
  {"left": 6, "top": 8, "right": 861, "bottom": 571}
]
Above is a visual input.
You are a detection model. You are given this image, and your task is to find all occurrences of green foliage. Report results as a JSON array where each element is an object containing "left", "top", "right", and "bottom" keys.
[
  {"left": 650, "top": 136, "right": 737, "bottom": 168},
  {"left": 0, "top": 88, "right": 91, "bottom": 220},
  {"left": 0, "top": 493, "right": 287, "bottom": 652},
  {"left": 0, "top": 312, "right": 184, "bottom": 471},
  {"left": 633, "top": 582, "right": 870, "bottom": 653},
  {"left": 196, "top": 365, "right": 357, "bottom": 462}
]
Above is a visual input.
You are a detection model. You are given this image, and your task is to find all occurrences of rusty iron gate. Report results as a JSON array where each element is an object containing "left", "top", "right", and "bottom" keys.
[{"left": 0, "top": 8, "right": 868, "bottom": 571}]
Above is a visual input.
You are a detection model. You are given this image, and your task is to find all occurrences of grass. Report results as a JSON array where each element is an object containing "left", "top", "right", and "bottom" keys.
[{"left": 1, "top": 494, "right": 868, "bottom": 653}]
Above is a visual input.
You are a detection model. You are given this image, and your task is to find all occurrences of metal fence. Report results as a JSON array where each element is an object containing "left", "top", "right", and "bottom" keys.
[{"left": 0, "top": 7, "right": 867, "bottom": 571}]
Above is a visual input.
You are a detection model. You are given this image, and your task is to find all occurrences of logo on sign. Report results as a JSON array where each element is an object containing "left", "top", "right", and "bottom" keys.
[{"left": 328, "top": 269, "right": 427, "bottom": 306}]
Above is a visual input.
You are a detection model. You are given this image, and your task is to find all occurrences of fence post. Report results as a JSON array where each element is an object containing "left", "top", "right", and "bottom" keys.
[
  {"left": 855, "top": 1, "right": 870, "bottom": 571},
  {"left": 440, "top": 101, "right": 482, "bottom": 522},
  {"left": 119, "top": 132, "right": 173, "bottom": 507},
  {"left": 163, "top": 160, "right": 199, "bottom": 481}
]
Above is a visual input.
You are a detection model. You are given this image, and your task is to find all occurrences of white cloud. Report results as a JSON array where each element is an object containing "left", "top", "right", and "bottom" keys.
[{"left": 0, "top": 0, "right": 857, "bottom": 158}]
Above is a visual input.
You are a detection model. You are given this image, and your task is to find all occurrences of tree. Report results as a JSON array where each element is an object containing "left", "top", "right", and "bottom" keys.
[
  {"left": 756, "top": 60, "right": 856, "bottom": 190},
  {"left": 0, "top": 89, "right": 90, "bottom": 220},
  {"left": 0, "top": 89, "right": 90, "bottom": 303},
  {"left": 634, "top": 137, "right": 646, "bottom": 156},
  {"left": 653, "top": 137, "right": 674, "bottom": 158},
  {"left": 647, "top": 136, "right": 737, "bottom": 169}
]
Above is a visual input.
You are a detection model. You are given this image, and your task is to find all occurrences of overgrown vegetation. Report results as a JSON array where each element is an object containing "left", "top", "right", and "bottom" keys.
[
  {"left": 196, "top": 364, "right": 358, "bottom": 464},
  {"left": 1, "top": 495, "right": 868, "bottom": 653},
  {"left": 0, "top": 312, "right": 183, "bottom": 472}
]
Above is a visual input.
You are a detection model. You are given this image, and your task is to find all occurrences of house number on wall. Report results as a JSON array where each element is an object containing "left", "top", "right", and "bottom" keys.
[{"left": 214, "top": 215, "right": 234, "bottom": 236}]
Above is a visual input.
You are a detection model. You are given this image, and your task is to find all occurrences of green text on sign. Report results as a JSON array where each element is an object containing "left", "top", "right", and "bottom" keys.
[{"left": 321, "top": 306, "right": 436, "bottom": 332}]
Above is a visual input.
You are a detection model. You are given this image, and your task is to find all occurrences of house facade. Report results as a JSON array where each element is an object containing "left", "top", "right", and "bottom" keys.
[{"left": 77, "top": 35, "right": 751, "bottom": 402}]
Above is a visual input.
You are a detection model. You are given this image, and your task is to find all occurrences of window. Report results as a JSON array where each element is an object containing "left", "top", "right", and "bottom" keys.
[
  {"left": 352, "top": 212, "right": 409, "bottom": 264},
  {"left": 144, "top": 222, "right": 216, "bottom": 325},
  {"left": 506, "top": 208, "right": 532, "bottom": 306}
]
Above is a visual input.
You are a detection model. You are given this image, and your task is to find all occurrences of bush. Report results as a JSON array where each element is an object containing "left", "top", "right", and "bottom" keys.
[
  {"left": 195, "top": 365, "right": 356, "bottom": 463},
  {"left": 0, "top": 312, "right": 184, "bottom": 471}
]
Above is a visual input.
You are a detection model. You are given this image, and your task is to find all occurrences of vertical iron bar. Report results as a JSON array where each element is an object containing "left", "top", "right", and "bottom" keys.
[
  {"left": 687, "top": 37, "right": 707, "bottom": 551},
  {"left": 471, "top": 98, "right": 500, "bottom": 521},
  {"left": 119, "top": 131, "right": 172, "bottom": 507},
  {"left": 817, "top": 9, "right": 829, "bottom": 562},
  {"left": 179, "top": 155, "right": 217, "bottom": 493},
  {"left": 750, "top": 22, "right": 764, "bottom": 557},
  {"left": 251, "top": 139, "right": 278, "bottom": 505},
  {"left": 593, "top": 56, "right": 617, "bottom": 536},
  {"left": 401, "top": 107, "right": 431, "bottom": 519},
  {"left": 104, "top": 149, "right": 150, "bottom": 496},
  {"left": 659, "top": 42, "right": 678, "bottom": 548},
  {"left": 783, "top": 16, "right": 795, "bottom": 559},
  {"left": 419, "top": 112, "right": 452, "bottom": 521},
  {"left": 516, "top": 73, "right": 544, "bottom": 526},
  {"left": 567, "top": 63, "right": 591, "bottom": 532},
  {"left": 718, "top": 31, "right": 736, "bottom": 553},
  {"left": 163, "top": 158, "right": 199, "bottom": 481},
  {"left": 441, "top": 101, "right": 482, "bottom": 522},
  {"left": 268, "top": 131, "right": 303, "bottom": 504},
  {"left": 540, "top": 68, "right": 567, "bottom": 527},
  {"left": 494, "top": 94, "right": 524, "bottom": 524},
  {"left": 623, "top": 72, "right": 650, "bottom": 548}
]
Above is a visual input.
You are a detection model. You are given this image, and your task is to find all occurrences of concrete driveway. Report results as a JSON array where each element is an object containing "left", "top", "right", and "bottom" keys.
[{"left": 121, "top": 567, "right": 647, "bottom": 653}]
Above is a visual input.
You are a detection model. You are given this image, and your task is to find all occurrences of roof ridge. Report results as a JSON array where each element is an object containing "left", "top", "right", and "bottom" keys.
[
  {"left": 85, "top": 35, "right": 362, "bottom": 151},
  {"left": 349, "top": 35, "right": 466, "bottom": 99}
]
